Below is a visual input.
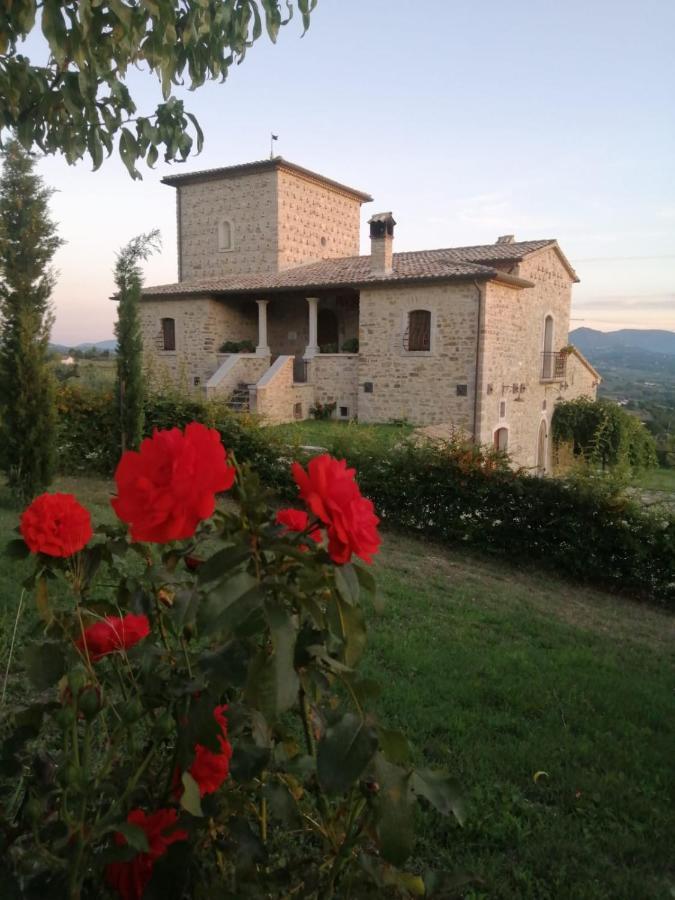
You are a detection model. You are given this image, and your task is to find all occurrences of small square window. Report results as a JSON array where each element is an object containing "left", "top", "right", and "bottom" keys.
[
  {"left": 500, "top": 400, "right": 506, "bottom": 418},
  {"left": 456, "top": 384, "right": 468, "bottom": 396},
  {"left": 340, "top": 406, "right": 348, "bottom": 418},
  {"left": 363, "top": 382, "right": 373, "bottom": 394},
  {"left": 293, "top": 402, "right": 303, "bottom": 420},
  {"left": 193, "top": 376, "right": 201, "bottom": 387}
]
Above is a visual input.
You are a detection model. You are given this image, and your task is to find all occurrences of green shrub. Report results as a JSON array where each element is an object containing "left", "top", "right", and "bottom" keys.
[
  {"left": 552, "top": 397, "right": 658, "bottom": 471},
  {"left": 52, "top": 388, "right": 674, "bottom": 605},
  {"left": 319, "top": 343, "right": 338, "bottom": 354},
  {"left": 218, "top": 339, "right": 256, "bottom": 353},
  {"left": 341, "top": 338, "right": 359, "bottom": 353},
  {"left": 309, "top": 401, "right": 337, "bottom": 420}
]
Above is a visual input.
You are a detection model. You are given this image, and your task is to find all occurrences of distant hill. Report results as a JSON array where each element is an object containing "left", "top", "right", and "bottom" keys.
[
  {"left": 51, "top": 340, "right": 117, "bottom": 354},
  {"left": 570, "top": 328, "right": 675, "bottom": 356}
]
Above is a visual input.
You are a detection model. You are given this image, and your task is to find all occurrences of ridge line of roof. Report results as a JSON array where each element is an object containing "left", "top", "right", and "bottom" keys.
[{"left": 161, "top": 157, "right": 373, "bottom": 203}]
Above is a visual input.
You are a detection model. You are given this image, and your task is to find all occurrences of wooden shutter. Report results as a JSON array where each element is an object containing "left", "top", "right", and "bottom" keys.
[
  {"left": 162, "top": 318, "right": 176, "bottom": 351},
  {"left": 408, "top": 310, "right": 431, "bottom": 351}
]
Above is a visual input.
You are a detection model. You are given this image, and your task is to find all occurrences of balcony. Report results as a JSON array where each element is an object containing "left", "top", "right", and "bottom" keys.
[{"left": 540, "top": 351, "right": 567, "bottom": 382}]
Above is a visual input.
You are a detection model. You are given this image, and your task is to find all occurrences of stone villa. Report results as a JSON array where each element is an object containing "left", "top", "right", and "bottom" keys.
[{"left": 139, "top": 157, "right": 600, "bottom": 471}]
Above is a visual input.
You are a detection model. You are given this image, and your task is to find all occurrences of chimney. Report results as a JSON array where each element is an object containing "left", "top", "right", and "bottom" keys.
[
  {"left": 496, "top": 234, "right": 515, "bottom": 244},
  {"left": 368, "top": 212, "right": 396, "bottom": 275}
]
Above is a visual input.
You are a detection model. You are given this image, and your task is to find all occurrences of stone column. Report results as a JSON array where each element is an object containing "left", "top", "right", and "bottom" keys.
[
  {"left": 304, "top": 297, "right": 320, "bottom": 359},
  {"left": 255, "top": 300, "right": 270, "bottom": 356}
]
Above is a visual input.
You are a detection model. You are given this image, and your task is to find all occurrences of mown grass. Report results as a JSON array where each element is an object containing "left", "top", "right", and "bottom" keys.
[
  {"left": 1, "top": 477, "right": 673, "bottom": 898},
  {"left": 632, "top": 467, "right": 675, "bottom": 493},
  {"left": 366, "top": 533, "right": 674, "bottom": 898},
  {"left": 266, "top": 418, "right": 413, "bottom": 453}
]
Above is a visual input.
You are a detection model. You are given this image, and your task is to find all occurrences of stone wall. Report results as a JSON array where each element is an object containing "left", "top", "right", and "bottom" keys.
[
  {"left": 476, "top": 247, "right": 583, "bottom": 470},
  {"left": 255, "top": 356, "right": 314, "bottom": 424},
  {"left": 357, "top": 282, "right": 479, "bottom": 426},
  {"left": 178, "top": 170, "right": 279, "bottom": 280},
  {"left": 276, "top": 169, "right": 361, "bottom": 270},
  {"left": 205, "top": 354, "right": 270, "bottom": 400},
  {"left": 175, "top": 166, "right": 363, "bottom": 282},
  {"left": 139, "top": 296, "right": 256, "bottom": 392},
  {"left": 310, "top": 355, "right": 359, "bottom": 418}
]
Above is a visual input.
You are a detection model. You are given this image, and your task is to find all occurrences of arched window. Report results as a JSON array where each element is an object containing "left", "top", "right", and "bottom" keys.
[
  {"left": 218, "top": 219, "right": 233, "bottom": 252},
  {"left": 161, "top": 317, "right": 176, "bottom": 351},
  {"left": 407, "top": 309, "right": 431, "bottom": 351},
  {"left": 542, "top": 314, "right": 554, "bottom": 378},
  {"left": 494, "top": 427, "right": 508, "bottom": 452}
]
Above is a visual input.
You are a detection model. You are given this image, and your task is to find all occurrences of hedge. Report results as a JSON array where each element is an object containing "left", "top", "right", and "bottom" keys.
[{"left": 54, "top": 387, "right": 674, "bottom": 606}]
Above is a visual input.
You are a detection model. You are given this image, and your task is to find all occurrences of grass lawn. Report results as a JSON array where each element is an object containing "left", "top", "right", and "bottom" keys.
[
  {"left": 632, "top": 467, "right": 675, "bottom": 493},
  {"left": 1, "top": 477, "right": 673, "bottom": 898},
  {"left": 267, "top": 418, "right": 414, "bottom": 452}
]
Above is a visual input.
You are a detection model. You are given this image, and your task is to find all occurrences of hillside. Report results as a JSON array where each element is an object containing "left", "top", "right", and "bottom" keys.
[
  {"left": 570, "top": 327, "right": 675, "bottom": 356},
  {"left": 1, "top": 474, "right": 673, "bottom": 899},
  {"left": 50, "top": 339, "right": 117, "bottom": 354}
]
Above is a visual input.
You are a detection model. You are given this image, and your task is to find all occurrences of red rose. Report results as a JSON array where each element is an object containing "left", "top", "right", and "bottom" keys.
[
  {"left": 105, "top": 808, "right": 187, "bottom": 900},
  {"left": 20, "top": 493, "right": 92, "bottom": 557},
  {"left": 291, "top": 455, "right": 381, "bottom": 565},
  {"left": 111, "top": 423, "right": 236, "bottom": 543},
  {"left": 176, "top": 705, "right": 233, "bottom": 798},
  {"left": 76, "top": 613, "right": 150, "bottom": 662},
  {"left": 275, "top": 508, "right": 322, "bottom": 547},
  {"left": 184, "top": 555, "right": 204, "bottom": 571}
]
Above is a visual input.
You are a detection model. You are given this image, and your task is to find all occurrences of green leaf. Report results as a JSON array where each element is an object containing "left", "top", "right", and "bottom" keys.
[
  {"left": 378, "top": 726, "right": 411, "bottom": 765},
  {"left": 24, "top": 641, "right": 66, "bottom": 691},
  {"left": 115, "top": 822, "right": 150, "bottom": 852},
  {"left": 316, "top": 712, "right": 378, "bottom": 795},
  {"left": 197, "top": 574, "right": 262, "bottom": 638},
  {"left": 229, "top": 742, "right": 270, "bottom": 783},
  {"left": 5, "top": 538, "right": 30, "bottom": 560},
  {"left": 373, "top": 754, "right": 415, "bottom": 865},
  {"left": 328, "top": 593, "right": 366, "bottom": 667},
  {"left": 180, "top": 771, "right": 203, "bottom": 817},
  {"left": 243, "top": 604, "right": 299, "bottom": 723},
  {"left": 197, "top": 544, "right": 250, "bottom": 584},
  {"left": 412, "top": 769, "right": 465, "bottom": 826}
]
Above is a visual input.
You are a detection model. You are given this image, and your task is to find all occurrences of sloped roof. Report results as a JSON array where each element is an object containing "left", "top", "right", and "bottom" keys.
[
  {"left": 161, "top": 157, "right": 373, "bottom": 203},
  {"left": 568, "top": 346, "right": 602, "bottom": 381},
  {"left": 140, "top": 240, "right": 568, "bottom": 298}
]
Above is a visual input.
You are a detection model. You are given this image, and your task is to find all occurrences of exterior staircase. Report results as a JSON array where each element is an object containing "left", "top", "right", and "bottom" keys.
[{"left": 227, "top": 382, "right": 251, "bottom": 412}]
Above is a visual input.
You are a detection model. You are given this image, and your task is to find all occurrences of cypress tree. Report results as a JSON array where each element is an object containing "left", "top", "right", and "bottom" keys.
[
  {"left": 0, "top": 140, "right": 63, "bottom": 501},
  {"left": 114, "top": 230, "right": 160, "bottom": 453}
]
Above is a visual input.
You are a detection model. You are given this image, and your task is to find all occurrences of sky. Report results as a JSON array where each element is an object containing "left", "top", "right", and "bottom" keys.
[{"left": 24, "top": 0, "right": 675, "bottom": 344}]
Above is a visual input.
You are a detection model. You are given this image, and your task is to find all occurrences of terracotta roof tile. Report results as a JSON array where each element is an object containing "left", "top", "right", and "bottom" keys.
[{"left": 141, "top": 240, "right": 559, "bottom": 298}]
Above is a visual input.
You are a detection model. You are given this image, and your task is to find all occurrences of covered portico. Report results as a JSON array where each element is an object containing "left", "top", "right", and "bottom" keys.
[{"left": 249, "top": 290, "right": 359, "bottom": 361}]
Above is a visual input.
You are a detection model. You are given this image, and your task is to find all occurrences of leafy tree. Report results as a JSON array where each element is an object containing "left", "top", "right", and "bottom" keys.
[
  {"left": 552, "top": 397, "right": 658, "bottom": 472},
  {"left": 114, "top": 229, "right": 160, "bottom": 453},
  {"left": 0, "top": 1, "right": 317, "bottom": 177},
  {"left": 0, "top": 139, "right": 63, "bottom": 500}
]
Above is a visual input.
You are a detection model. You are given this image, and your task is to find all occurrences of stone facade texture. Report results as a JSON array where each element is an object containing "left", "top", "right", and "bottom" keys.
[
  {"left": 178, "top": 171, "right": 279, "bottom": 280},
  {"left": 205, "top": 354, "right": 270, "bottom": 400},
  {"left": 276, "top": 169, "right": 361, "bottom": 270},
  {"left": 255, "top": 356, "right": 314, "bottom": 424},
  {"left": 357, "top": 282, "right": 479, "bottom": 427},
  {"left": 176, "top": 167, "right": 362, "bottom": 283},
  {"left": 140, "top": 296, "right": 256, "bottom": 391},
  {"left": 310, "top": 355, "right": 359, "bottom": 418},
  {"left": 476, "top": 248, "right": 587, "bottom": 470}
]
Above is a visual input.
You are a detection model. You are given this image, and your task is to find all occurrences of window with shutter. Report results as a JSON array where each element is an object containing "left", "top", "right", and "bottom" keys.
[
  {"left": 407, "top": 309, "right": 431, "bottom": 351},
  {"left": 161, "top": 318, "right": 176, "bottom": 351}
]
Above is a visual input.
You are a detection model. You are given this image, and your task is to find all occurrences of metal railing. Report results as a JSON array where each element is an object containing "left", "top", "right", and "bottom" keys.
[
  {"left": 540, "top": 351, "right": 567, "bottom": 381},
  {"left": 293, "top": 357, "right": 310, "bottom": 383}
]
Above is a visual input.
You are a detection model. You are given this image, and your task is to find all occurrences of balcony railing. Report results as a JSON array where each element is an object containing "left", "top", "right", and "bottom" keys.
[{"left": 541, "top": 351, "right": 567, "bottom": 382}]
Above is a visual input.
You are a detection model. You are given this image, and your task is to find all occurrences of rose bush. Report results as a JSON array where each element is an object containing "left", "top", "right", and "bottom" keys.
[{"left": 1, "top": 424, "right": 463, "bottom": 899}]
